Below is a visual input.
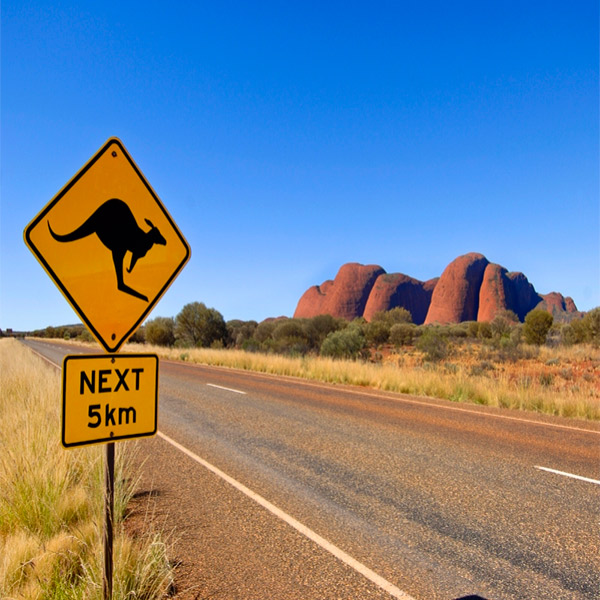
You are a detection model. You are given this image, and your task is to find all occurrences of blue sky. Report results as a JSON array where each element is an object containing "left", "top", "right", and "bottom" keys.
[{"left": 2, "top": 1, "right": 598, "bottom": 331}]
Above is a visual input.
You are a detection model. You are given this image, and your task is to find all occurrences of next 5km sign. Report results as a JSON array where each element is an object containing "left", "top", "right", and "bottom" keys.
[{"left": 62, "top": 354, "right": 158, "bottom": 448}]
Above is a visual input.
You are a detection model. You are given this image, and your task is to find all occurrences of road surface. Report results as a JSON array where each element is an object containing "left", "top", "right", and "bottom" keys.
[{"left": 22, "top": 338, "right": 600, "bottom": 599}]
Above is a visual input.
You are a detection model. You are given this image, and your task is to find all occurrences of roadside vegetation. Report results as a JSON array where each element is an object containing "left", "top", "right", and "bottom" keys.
[
  {"left": 0, "top": 338, "right": 173, "bottom": 599},
  {"left": 23, "top": 304, "right": 600, "bottom": 420}
]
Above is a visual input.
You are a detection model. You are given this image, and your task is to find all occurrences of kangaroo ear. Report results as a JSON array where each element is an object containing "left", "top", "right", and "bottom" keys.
[{"left": 145, "top": 218, "right": 154, "bottom": 228}]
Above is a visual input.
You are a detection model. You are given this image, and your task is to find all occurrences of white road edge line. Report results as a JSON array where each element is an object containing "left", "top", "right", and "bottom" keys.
[
  {"left": 535, "top": 466, "right": 600, "bottom": 485},
  {"left": 206, "top": 383, "right": 246, "bottom": 395},
  {"left": 157, "top": 431, "right": 416, "bottom": 600}
]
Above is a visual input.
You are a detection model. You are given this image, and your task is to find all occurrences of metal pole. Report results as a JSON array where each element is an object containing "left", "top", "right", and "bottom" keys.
[{"left": 103, "top": 442, "right": 115, "bottom": 600}]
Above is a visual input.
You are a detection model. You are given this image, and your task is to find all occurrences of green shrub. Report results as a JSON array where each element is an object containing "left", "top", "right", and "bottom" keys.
[
  {"left": 466, "top": 321, "right": 480, "bottom": 338},
  {"left": 309, "top": 314, "right": 344, "bottom": 344},
  {"left": 129, "top": 326, "right": 145, "bottom": 343},
  {"left": 320, "top": 326, "right": 367, "bottom": 359},
  {"left": 583, "top": 307, "right": 600, "bottom": 346},
  {"left": 477, "top": 322, "right": 492, "bottom": 339},
  {"left": 227, "top": 320, "right": 258, "bottom": 348},
  {"left": 364, "top": 321, "right": 390, "bottom": 346},
  {"left": 241, "top": 338, "right": 261, "bottom": 352},
  {"left": 416, "top": 328, "right": 449, "bottom": 362},
  {"left": 254, "top": 320, "right": 278, "bottom": 343},
  {"left": 272, "top": 319, "right": 305, "bottom": 341},
  {"left": 175, "top": 302, "right": 227, "bottom": 348},
  {"left": 78, "top": 329, "right": 94, "bottom": 343},
  {"left": 371, "top": 307, "right": 413, "bottom": 326},
  {"left": 389, "top": 323, "right": 416, "bottom": 347},
  {"left": 448, "top": 323, "right": 469, "bottom": 338},
  {"left": 271, "top": 319, "right": 312, "bottom": 354},
  {"left": 144, "top": 316, "right": 175, "bottom": 346},
  {"left": 491, "top": 314, "right": 513, "bottom": 339},
  {"left": 523, "top": 310, "right": 553, "bottom": 345}
]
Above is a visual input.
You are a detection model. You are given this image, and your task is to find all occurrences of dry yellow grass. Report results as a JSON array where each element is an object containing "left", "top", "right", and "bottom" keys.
[
  {"left": 0, "top": 338, "right": 173, "bottom": 599},
  {"left": 123, "top": 340, "right": 600, "bottom": 420},
  {"left": 27, "top": 335, "right": 599, "bottom": 420}
]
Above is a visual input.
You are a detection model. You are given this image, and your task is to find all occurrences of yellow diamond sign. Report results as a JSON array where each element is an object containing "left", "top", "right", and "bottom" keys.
[{"left": 24, "top": 138, "right": 190, "bottom": 352}]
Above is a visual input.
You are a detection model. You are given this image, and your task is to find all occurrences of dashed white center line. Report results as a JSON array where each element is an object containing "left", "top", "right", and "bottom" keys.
[
  {"left": 207, "top": 383, "right": 246, "bottom": 395},
  {"left": 535, "top": 466, "right": 600, "bottom": 485}
]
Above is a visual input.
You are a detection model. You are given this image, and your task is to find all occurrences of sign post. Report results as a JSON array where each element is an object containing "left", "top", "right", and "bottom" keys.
[
  {"left": 104, "top": 442, "right": 115, "bottom": 600},
  {"left": 24, "top": 138, "right": 190, "bottom": 599}
]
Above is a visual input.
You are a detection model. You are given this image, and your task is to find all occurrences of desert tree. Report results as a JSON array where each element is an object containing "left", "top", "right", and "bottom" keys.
[
  {"left": 175, "top": 302, "right": 227, "bottom": 348},
  {"left": 145, "top": 316, "right": 175, "bottom": 346},
  {"left": 227, "top": 319, "right": 258, "bottom": 347}
]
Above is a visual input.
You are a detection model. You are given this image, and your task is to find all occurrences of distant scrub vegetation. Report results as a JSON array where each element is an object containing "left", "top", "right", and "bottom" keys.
[
  {"left": 20, "top": 304, "right": 600, "bottom": 420},
  {"left": 25, "top": 303, "right": 600, "bottom": 359}
]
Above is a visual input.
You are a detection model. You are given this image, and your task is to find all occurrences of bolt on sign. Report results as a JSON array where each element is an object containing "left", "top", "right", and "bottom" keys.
[
  {"left": 24, "top": 137, "right": 191, "bottom": 353},
  {"left": 62, "top": 354, "right": 158, "bottom": 448}
]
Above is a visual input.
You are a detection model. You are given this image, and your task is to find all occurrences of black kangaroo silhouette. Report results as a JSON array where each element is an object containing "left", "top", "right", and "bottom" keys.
[{"left": 47, "top": 198, "right": 167, "bottom": 302}]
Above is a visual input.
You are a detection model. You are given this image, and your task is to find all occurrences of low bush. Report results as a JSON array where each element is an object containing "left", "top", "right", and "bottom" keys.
[
  {"left": 564, "top": 308, "right": 600, "bottom": 347},
  {"left": 364, "top": 320, "right": 390, "bottom": 346},
  {"left": 523, "top": 310, "right": 553, "bottom": 345},
  {"left": 371, "top": 307, "right": 413, "bottom": 326},
  {"left": 145, "top": 316, "right": 175, "bottom": 346},
  {"left": 389, "top": 323, "right": 416, "bottom": 347},
  {"left": 321, "top": 325, "right": 368, "bottom": 359},
  {"left": 416, "top": 329, "right": 449, "bottom": 362},
  {"left": 226, "top": 319, "right": 258, "bottom": 348}
]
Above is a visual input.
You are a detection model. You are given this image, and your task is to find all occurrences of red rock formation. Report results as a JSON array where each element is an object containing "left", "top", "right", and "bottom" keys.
[
  {"left": 294, "top": 255, "right": 577, "bottom": 324},
  {"left": 293, "top": 281, "right": 333, "bottom": 319},
  {"left": 294, "top": 264, "right": 384, "bottom": 320},
  {"left": 423, "top": 278, "right": 439, "bottom": 294},
  {"left": 535, "top": 293, "right": 580, "bottom": 322},
  {"left": 323, "top": 263, "right": 385, "bottom": 320},
  {"left": 477, "top": 264, "right": 515, "bottom": 322},
  {"left": 425, "top": 253, "right": 489, "bottom": 324},
  {"left": 505, "top": 272, "right": 541, "bottom": 321},
  {"left": 565, "top": 297, "right": 578, "bottom": 313},
  {"left": 363, "top": 273, "right": 437, "bottom": 324}
]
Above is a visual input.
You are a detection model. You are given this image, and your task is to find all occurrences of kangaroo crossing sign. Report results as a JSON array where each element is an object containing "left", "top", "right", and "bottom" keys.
[{"left": 24, "top": 138, "right": 190, "bottom": 353}]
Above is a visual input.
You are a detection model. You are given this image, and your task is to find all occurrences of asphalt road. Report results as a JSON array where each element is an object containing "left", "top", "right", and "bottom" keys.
[{"left": 22, "top": 339, "right": 600, "bottom": 599}]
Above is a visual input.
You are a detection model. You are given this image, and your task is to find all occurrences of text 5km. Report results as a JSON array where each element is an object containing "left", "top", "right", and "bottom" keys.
[{"left": 87, "top": 403, "right": 137, "bottom": 428}]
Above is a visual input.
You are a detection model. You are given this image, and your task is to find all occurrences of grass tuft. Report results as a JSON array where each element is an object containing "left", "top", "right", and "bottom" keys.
[{"left": 0, "top": 339, "right": 173, "bottom": 599}]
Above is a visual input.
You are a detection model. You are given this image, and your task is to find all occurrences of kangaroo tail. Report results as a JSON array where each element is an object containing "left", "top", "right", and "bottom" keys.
[{"left": 47, "top": 216, "right": 97, "bottom": 242}]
